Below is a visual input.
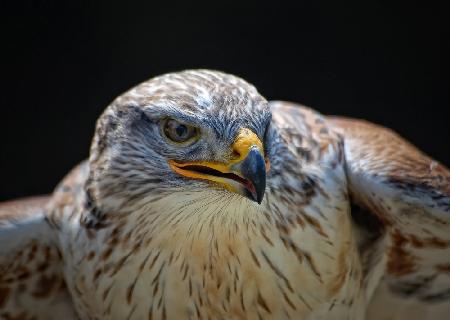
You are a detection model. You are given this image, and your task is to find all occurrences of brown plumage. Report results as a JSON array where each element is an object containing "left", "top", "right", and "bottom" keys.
[{"left": 0, "top": 70, "right": 449, "bottom": 319}]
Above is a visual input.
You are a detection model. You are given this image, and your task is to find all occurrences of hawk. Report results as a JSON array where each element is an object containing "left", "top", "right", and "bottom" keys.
[{"left": 1, "top": 70, "right": 449, "bottom": 320}]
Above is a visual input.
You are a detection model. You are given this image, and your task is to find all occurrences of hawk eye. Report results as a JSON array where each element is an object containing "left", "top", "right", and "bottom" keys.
[{"left": 162, "top": 119, "right": 199, "bottom": 143}]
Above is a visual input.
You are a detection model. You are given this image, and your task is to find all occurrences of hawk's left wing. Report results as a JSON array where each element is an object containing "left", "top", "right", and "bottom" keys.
[
  {"left": 0, "top": 196, "right": 77, "bottom": 319},
  {"left": 328, "top": 117, "right": 450, "bottom": 320}
]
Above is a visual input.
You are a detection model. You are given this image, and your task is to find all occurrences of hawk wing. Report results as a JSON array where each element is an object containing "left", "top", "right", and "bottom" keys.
[
  {"left": 328, "top": 117, "right": 450, "bottom": 319},
  {"left": 0, "top": 196, "right": 77, "bottom": 319}
]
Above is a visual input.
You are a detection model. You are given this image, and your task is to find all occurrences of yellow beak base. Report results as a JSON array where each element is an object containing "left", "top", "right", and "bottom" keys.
[{"left": 168, "top": 128, "right": 268, "bottom": 203}]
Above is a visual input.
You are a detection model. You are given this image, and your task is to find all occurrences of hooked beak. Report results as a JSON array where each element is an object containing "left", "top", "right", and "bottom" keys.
[{"left": 168, "top": 128, "right": 269, "bottom": 204}]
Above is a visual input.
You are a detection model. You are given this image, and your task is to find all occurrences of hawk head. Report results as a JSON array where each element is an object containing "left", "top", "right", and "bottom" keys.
[{"left": 87, "top": 70, "right": 272, "bottom": 211}]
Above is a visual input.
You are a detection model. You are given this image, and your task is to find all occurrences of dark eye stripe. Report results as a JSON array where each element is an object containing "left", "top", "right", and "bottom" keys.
[{"left": 163, "top": 119, "right": 199, "bottom": 143}]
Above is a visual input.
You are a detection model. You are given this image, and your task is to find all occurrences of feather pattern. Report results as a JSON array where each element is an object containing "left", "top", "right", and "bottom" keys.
[
  {"left": 329, "top": 117, "right": 450, "bottom": 319},
  {"left": 0, "top": 70, "right": 448, "bottom": 319}
]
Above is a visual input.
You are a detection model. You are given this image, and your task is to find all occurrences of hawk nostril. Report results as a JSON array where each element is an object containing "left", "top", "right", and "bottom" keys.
[{"left": 232, "top": 149, "right": 241, "bottom": 159}]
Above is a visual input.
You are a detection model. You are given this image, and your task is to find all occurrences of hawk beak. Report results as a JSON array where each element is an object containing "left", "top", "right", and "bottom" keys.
[
  {"left": 168, "top": 128, "right": 269, "bottom": 204},
  {"left": 230, "top": 146, "right": 267, "bottom": 204}
]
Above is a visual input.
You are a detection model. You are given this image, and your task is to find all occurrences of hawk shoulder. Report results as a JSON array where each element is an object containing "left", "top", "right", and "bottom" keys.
[
  {"left": 0, "top": 196, "right": 77, "bottom": 319},
  {"left": 328, "top": 116, "right": 450, "bottom": 320}
]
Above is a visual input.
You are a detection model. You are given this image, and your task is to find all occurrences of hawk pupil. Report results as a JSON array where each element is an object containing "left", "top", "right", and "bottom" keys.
[{"left": 176, "top": 124, "right": 187, "bottom": 138}]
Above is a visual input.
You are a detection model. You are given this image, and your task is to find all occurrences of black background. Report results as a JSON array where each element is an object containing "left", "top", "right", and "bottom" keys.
[{"left": 1, "top": 1, "right": 448, "bottom": 201}]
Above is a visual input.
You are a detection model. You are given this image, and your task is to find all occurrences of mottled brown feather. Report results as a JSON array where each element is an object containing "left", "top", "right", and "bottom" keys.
[{"left": 328, "top": 116, "right": 450, "bottom": 319}]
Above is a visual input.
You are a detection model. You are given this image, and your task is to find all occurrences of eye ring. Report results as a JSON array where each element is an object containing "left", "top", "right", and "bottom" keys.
[{"left": 161, "top": 118, "right": 200, "bottom": 144}]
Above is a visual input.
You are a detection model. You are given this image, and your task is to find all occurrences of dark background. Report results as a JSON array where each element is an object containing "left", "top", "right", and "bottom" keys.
[{"left": 1, "top": 1, "right": 448, "bottom": 201}]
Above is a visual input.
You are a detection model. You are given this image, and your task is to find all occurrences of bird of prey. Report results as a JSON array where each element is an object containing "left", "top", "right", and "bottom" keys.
[{"left": 1, "top": 70, "right": 449, "bottom": 320}]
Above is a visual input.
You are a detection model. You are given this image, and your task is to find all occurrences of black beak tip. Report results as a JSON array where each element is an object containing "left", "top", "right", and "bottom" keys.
[
  {"left": 255, "top": 186, "right": 265, "bottom": 204},
  {"left": 256, "top": 196, "right": 264, "bottom": 205},
  {"left": 241, "top": 147, "right": 267, "bottom": 205},
  {"left": 245, "top": 188, "right": 265, "bottom": 204}
]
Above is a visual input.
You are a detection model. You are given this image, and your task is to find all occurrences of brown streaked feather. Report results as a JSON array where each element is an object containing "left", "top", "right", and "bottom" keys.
[
  {"left": 0, "top": 196, "right": 77, "bottom": 319},
  {"left": 328, "top": 116, "right": 450, "bottom": 320},
  {"left": 2, "top": 70, "right": 446, "bottom": 319},
  {"left": 46, "top": 161, "right": 89, "bottom": 228},
  {"left": 329, "top": 117, "right": 450, "bottom": 200}
]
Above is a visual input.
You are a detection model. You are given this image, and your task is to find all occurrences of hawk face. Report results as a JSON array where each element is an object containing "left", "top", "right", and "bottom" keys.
[{"left": 87, "top": 70, "right": 272, "bottom": 211}]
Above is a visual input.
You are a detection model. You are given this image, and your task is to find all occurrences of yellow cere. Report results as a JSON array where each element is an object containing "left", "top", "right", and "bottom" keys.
[{"left": 231, "top": 128, "right": 264, "bottom": 163}]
